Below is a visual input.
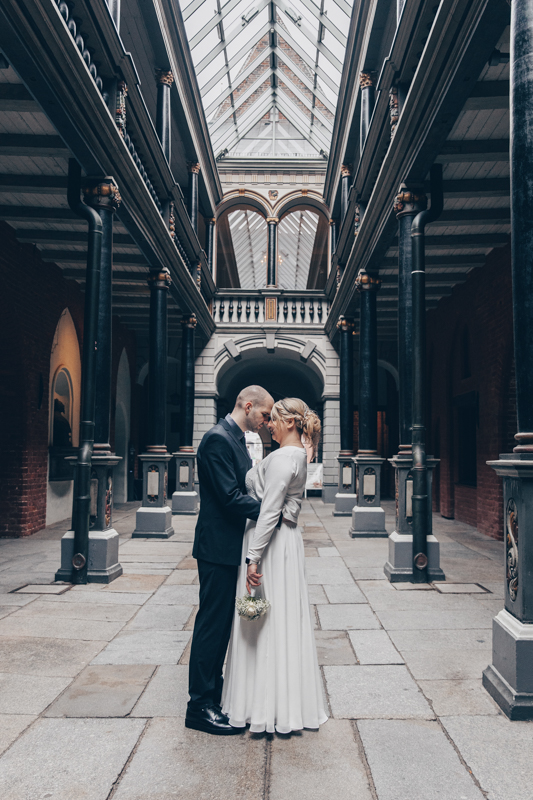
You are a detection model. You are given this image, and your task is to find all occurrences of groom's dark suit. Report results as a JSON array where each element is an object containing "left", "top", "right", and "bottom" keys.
[{"left": 188, "top": 416, "right": 261, "bottom": 710}]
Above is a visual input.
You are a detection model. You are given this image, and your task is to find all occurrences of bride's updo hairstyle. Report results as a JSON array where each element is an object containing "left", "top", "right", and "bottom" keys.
[{"left": 271, "top": 397, "right": 321, "bottom": 453}]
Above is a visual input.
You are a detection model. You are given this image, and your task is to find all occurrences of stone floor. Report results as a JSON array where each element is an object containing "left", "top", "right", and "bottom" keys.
[{"left": 0, "top": 500, "right": 531, "bottom": 800}]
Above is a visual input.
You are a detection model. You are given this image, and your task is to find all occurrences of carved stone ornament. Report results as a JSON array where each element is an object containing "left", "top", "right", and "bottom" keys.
[
  {"left": 359, "top": 72, "right": 373, "bottom": 89},
  {"left": 394, "top": 186, "right": 427, "bottom": 218},
  {"left": 341, "top": 164, "right": 352, "bottom": 178},
  {"left": 196, "top": 263, "right": 202, "bottom": 290},
  {"left": 389, "top": 86, "right": 399, "bottom": 136},
  {"left": 116, "top": 80, "right": 127, "bottom": 137},
  {"left": 336, "top": 264, "right": 342, "bottom": 288},
  {"left": 183, "top": 314, "right": 197, "bottom": 329},
  {"left": 336, "top": 315, "right": 355, "bottom": 332},
  {"left": 354, "top": 203, "right": 361, "bottom": 235},
  {"left": 169, "top": 201, "right": 176, "bottom": 241},
  {"left": 83, "top": 178, "right": 121, "bottom": 211},
  {"left": 355, "top": 269, "right": 381, "bottom": 292},
  {"left": 506, "top": 497, "right": 518, "bottom": 601},
  {"left": 266, "top": 216, "right": 279, "bottom": 224},
  {"left": 156, "top": 69, "right": 174, "bottom": 87},
  {"left": 268, "top": 189, "right": 279, "bottom": 200},
  {"left": 147, "top": 268, "right": 172, "bottom": 289},
  {"left": 188, "top": 162, "right": 201, "bottom": 174}
]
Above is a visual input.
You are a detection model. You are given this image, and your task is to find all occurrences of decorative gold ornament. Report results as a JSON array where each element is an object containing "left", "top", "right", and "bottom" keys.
[
  {"left": 341, "top": 164, "right": 352, "bottom": 178},
  {"left": 266, "top": 216, "right": 279, "bottom": 224},
  {"left": 83, "top": 178, "right": 121, "bottom": 211},
  {"left": 156, "top": 69, "right": 174, "bottom": 87},
  {"left": 183, "top": 314, "right": 197, "bottom": 329},
  {"left": 359, "top": 72, "right": 373, "bottom": 89},
  {"left": 116, "top": 80, "right": 127, "bottom": 137},
  {"left": 188, "top": 162, "right": 201, "bottom": 174},
  {"left": 337, "top": 315, "right": 355, "bottom": 332},
  {"left": 355, "top": 269, "right": 381, "bottom": 292},
  {"left": 394, "top": 186, "right": 427, "bottom": 217}
]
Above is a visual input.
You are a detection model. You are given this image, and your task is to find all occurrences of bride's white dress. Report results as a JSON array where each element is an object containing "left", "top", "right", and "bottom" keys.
[{"left": 221, "top": 445, "right": 328, "bottom": 733}]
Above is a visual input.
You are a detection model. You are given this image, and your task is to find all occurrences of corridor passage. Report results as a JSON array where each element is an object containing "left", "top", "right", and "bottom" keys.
[{"left": 0, "top": 502, "right": 530, "bottom": 800}]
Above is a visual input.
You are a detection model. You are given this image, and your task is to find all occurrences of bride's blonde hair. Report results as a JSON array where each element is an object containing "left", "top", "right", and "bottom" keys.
[{"left": 270, "top": 398, "right": 321, "bottom": 454}]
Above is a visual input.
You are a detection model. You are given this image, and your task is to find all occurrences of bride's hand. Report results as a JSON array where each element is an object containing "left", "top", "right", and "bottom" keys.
[{"left": 246, "top": 563, "right": 263, "bottom": 594}]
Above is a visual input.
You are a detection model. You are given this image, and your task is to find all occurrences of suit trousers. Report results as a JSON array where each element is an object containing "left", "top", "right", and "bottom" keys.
[{"left": 188, "top": 559, "right": 239, "bottom": 710}]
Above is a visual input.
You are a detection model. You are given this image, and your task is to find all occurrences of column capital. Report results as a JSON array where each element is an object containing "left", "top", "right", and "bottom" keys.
[
  {"left": 188, "top": 162, "right": 201, "bottom": 174},
  {"left": 389, "top": 86, "right": 399, "bottom": 135},
  {"left": 156, "top": 69, "right": 174, "bottom": 87},
  {"left": 356, "top": 269, "right": 381, "bottom": 292},
  {"left": 394, "top": 184, "right": 427, "bottom": 218},
  {"left": 329, "top": 218, "right": 336, "bottom": 226},
  {"left": 340, "top": 164, "right": 352, "bottom": 178},
  {"left": 337, "top": 315, "right": 355, "bottom": 332},
  {"left": 182, "top": 313, "right": 197, "bottom": 329},
  {"left": 147, "top": 268, "right": 171, "bottom": 289},
  {"left": 209, "top": 217, "right": 216, "bottom": 225},
  {"left": 354, "top": 203, "right": 362, "bottom": 235},
  {"left": 83, "top": 177, "right": 121, "bottom": 212},
  {"left": 359, "top": 72, "right": 373, "bottom": 89},
  {"left": 266, "top": 216, "right": 279, "bottom": 225}
]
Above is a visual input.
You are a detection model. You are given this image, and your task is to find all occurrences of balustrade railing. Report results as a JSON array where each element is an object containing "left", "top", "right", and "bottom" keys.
[{"left": 213, "top": 291, "right": 329, "bottom": 326}]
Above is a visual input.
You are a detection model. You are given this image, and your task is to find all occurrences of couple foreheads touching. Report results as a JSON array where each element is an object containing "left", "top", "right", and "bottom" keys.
[{"left": 186, "top": 385, "right": 328, "bottom": 736}]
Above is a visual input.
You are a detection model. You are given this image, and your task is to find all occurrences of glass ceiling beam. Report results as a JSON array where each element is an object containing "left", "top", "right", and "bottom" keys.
[
  {"left": 195, "top": 17, "right": 269, "bottom": 75},
  {"left": 275, "top": 49, "right": 336, "bottom": 115},
  {"left": 278, "top": 74, "right": 333, "bottom": 131},
  {"left": 274, "top": 0, "right": 344, "bottom": 71},
  {"left": 209, "top": 70, "right": 273, "bottom": 136},
  {"left": 295, "top": 0, "right": 347, "bottom": 46},
  {"left": 189, "top": 0, "right": 250, "bottom": 50},
  {"left": 273, "top": 25, "right": 338, "bottom": 93},
  {"left": 213, "top": 93, "right": 274, "bottom": 151},
  {"left": 275, "top": 94, "right": 330, "bottom": 151},
  {"left": 204, "top": 48, "right": 271, "bottom": 117},
  {"left": 199, "top": 24, "right": 271, "bottom": 92}
]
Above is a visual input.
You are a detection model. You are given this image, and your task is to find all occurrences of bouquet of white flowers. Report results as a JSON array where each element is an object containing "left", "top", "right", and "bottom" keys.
[{"left": 235, "top": 594, "right": 270, "bottom": 621}]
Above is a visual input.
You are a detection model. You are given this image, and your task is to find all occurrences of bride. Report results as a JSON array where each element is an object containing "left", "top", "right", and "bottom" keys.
[{"left": 221, "top": 397, "right": 328, "bottom": 734}]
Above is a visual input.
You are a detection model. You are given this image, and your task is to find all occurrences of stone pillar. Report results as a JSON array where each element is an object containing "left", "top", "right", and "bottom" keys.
[
  {"left": 329, "top": 218, "right": 337, "bottom": 259},
  {"left": 206, "top": 217, "right": 216, "bottom": 274},
  {"left": 483, "top": 0, "right": 533, "bottom": 720},
  {"left": 172, "top": 314, "right": 199, "bottom": 515},
  {"left": 334, "top": 316, "right": 356, "bottom": 515},
  {"left": 350, "top": 270, "right": 387, "bottom": 538},
  {"left": 156, "top": 69, "right": 173, "bottom": 163},
  {"left": 56, "top": 177, "right": 123, "bottom": 584},
  {"left": 133, "top": 268, "right": 173, "bottom": 538},
  {"left": 340, "top": 165, "right": 351, "bottom": 222},
  {"left": 360, "top": 73, "right": 375, "bottom": 154},
  {"left": 385, "top": 185, "right": 442, "bottom": 581},
  {"left": 266, "top": 216, "right": 279, "bottom": 287},
  {"left": 188, "top": 163, "right": 200, "bottom": 235}
]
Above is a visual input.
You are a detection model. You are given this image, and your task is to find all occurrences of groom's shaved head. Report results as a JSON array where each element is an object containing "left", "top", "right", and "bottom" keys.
[{"left": 235, "top": 385, "right": 273, "bottom": 408}]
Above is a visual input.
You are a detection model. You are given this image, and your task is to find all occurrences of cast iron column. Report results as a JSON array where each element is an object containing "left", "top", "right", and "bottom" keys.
[
  {"left": 483, "top": 0, "right": 533, "bottom": 719},
  {"left": 330, "top": 218, "right": 337, "bottom": 255},
  {"left": 188, "top": 163, "right": 200, "bottom": 235},
  {"left": 340, "top": 165, "right": 351, "bottom": 222},
  {"left": 206, "top": 217, "right": 216, "bottom": 274},
  {"left": 350, "top": 271, "right": 387, "bottom": 537},
  {"left": 133, "top": 267, "right": 173, "bottom": 538},
  {"left": 266, "top": 216, "right": 279, "bottom": 287},
  {"left": 334, "top": 316, "right": 356, "bottom": 515},
  {"left": 156, "top": 70, "right": 173, "bottom": 163},
  {"left": 172, "top": 315, "right": 199, "bottom": 514},
  {"left": 360, "top": 73, "right": 375, "bottom": 154}
]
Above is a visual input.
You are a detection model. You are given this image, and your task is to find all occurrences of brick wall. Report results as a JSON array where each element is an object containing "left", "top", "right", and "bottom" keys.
[
  {"left": 426, "top": 242, "right": 514, "bottom": 540},
  {"left": 0, "top": 222, "right": 136, "bottom": 537}
]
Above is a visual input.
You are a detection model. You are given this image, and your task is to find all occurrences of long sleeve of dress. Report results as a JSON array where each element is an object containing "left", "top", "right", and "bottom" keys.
[{"left": 246, "top": 454, "right": 296, "bottom": 563}]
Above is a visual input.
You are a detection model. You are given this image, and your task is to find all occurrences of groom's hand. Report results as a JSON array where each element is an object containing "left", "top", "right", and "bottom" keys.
[{"left": 246, "top": 563, "right": 263, "bottom": 594}]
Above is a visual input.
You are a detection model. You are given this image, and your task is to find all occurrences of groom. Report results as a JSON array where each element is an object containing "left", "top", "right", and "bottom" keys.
[{"left": 186, "top": 385, "right": 274, "bottom": 735}]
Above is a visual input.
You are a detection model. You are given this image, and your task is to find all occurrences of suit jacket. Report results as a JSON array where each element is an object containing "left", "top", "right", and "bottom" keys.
[{"left": 193, "top": 418, "right": 261, "bottom": 566}]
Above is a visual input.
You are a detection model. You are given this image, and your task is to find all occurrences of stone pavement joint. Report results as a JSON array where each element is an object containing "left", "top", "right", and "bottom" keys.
[{"left": 0, "top": 499, "right": 529, "bottom": 800}]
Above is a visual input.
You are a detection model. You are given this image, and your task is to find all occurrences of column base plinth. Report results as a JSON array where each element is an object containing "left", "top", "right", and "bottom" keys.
[
  {"left": 482, "top": 609, "right": 533, "bottom": 719},
  {"left": 333, "top": 493, "right": 357, "bottom": 516},
  {"left": 132, "top": 506, "right": 174, "bottom": 539},
  {"left": 384, "top": 531, "right": 445, "bottom": 582},
  {"left": 350, "top": 506, "right": 387, "bottom": 538},
  {"left": 172, "top": 491, "right": 199, "bottom": 515},
  {"left": 55, "top": 529, "right": 123, "bottom": 584}
]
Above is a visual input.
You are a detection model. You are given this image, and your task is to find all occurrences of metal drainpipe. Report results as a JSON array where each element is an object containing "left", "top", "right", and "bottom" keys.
[
  {"left": 67, "top": 159, "right": 103, "bottom": 584},
  {"left": 410, "top": 163, "right": 443, "bottom": 583}
]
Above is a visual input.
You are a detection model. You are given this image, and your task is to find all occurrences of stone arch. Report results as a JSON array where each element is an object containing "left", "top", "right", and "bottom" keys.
[
  {"left": 273, "top": 190, "right": 330, "bottom": 222},
  {"left": 46, "top": 308, "right": 82, "bottom": 526},
  {"left": 114, "top": 349, "right": 131, "bottom": 504},
  {"left": 215, "top": 190, "right": 271, "bottom": 220}
]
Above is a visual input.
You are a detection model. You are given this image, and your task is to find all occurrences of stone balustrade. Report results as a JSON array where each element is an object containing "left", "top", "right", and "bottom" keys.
[{"left": 212, "top": 291, "right": 329, "bottom": 326}]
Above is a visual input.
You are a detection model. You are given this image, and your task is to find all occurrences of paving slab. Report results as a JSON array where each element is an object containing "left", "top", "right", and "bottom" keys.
[
  {"left": 112, "top": 717, "right": 266, "bottom": 800},
  {"left": 315, "top": 631, "right": 357, "bottom": 665},
  {"left": 14, "top": 598, "right": 139, "bottom": 622},
  {"left": 0, "top": 715, "right": 36, "bottom": 756},
  {"left": 91, "top": 630, "right": 191, "bottom": 665},
  {"left": 318, "top": 547, "right": 341, "bottom": 557},
  {"left": 418, "top": 680, "right": 500, "bottom": 716},
  {"left": 323, "top": 583, "right": 366, "bottom": 603},
  {"left": 348, "top": 630, "right": 404, "bottom": 665},
  {"left": 435, "top": 583, "right": 489, "bottom": 593},
  {"left": 357, "top": 579, "right": 396, "bottom": 594},
  {"left": 0, "top": 594, "right": 36, "bottom": 606},
  {"left": 102, "top": 574, "right": 166, "bottom": 593},
  {"left": 0, "top": 672, "right": 71, "bottom": 714},
  {"left": 178, "top": 556, "right": 198, "bottom": 569},
  {"left": 358, "top": 719, "right": 483, "bottom": 800},
  {"left": 12, "top": 584, "right": 71, "bottom": 595},
  {"left": 363, "top": 589, "right": 480, "bottom": 610},
  {"left": 349, "top": 567, "right": 389, "bottom": 581},
  {"left": 0, "top": 613, "right": 125, "bottom": 641},
  {"left": 119, "top": 544, "right": 190, "bottom": 557},
  {"left": 114, "top": 564, "right": 174, "bottom": 574},
  {"left": 305, "top": 558, "right": 354, "bottom": 585},
  {"left": 308, "top": 584, "right": 328, "bottom": 604},
  {"left": 400, "top": 648, "right": 493, "bottom": 681},
  {"left": 149, "top": 584, "right": 200, "bottom": 605},
  {"left": 442, "top": 715, "right": 533, "bottom": 800},
  {"left": 0, "top": 607, "right": 16, "bottom": 620},
  {"left": 0, "top": 717, "right": 146, "bottom": 800},
  {"left": 119, "top": 555, "right": 181, "bottom": 565},
  {"left": 0, "top": 635, "right": 106, "bottom": 676},
  {"left": 45, "top": 665, "right": 155, "bottom": 717},
  {"left": 317, "top": 603, "right": 380, "bottom": 630},
  {"left": 43, "top": 590, "right": 150, "bottom": 606},
  {"left": 393, "top": 582, "right": 434, "bottom": 590},
  {"left": 269, "top": 719, "right": 373, "bottom": 800},
  {"left": 388, "top": 628, "right": 492, "bottom": 652},
  {"left": 131, "top": 664, "right": 188, "bottom": 717},
  {"left": 374, "top": 606, "right": 493, "bottom": 630},
  {"left": 126, "top": 603, "right": 193, "bottom": 630},
  {"left": 324, "top": 665, "right": 434, "bottom": 719},
  {"left": 163, "top": 569, "right": 197, "bottom": 585}
]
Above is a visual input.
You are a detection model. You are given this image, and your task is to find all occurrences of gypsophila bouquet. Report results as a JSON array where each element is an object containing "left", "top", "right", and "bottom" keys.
[{"left": 235, "top": 594, "right": 271, "bottom": 621}]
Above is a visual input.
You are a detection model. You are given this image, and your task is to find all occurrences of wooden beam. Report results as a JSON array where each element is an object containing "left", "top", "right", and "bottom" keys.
[
  {"left": 0, "top": 174, "right": 68, "bottom": 193},
  {"left": 0, "top": 133, "right": 69, "bottom": 157},
  {"left": 380, "top": 272, "right": 469, "bottom": 284},
  {"left": 63, "top": 268, "right": 147, "bottom": 283},
  {"left": 434, "top": 178, "right": 510, "bottom": 197},
  {"left": 16, "top": 229, "right": 136, "bottom": 246},
  {"left": 427, "top": 207, "right": 510, "bottom": 226},
  {"left": 0, "top": 205, "right": 77, "bottom": 221},
  {"left": 381, "top": 254, "right": 486, "bottom": 268},
  {"left": 0, "top": 83, "right": 39, "bottom": 111},
  {"left": 389, "top": 232, "right": 508, "bottom": 248},
  {"left": 463, "top": 80, "right": 508, "bottom": 109},
  {"left": 41, "top": 250, "right": 147, "bottom": 266},
  {"left": 437, "top": 139, "right": 509, "bottom": 162}
]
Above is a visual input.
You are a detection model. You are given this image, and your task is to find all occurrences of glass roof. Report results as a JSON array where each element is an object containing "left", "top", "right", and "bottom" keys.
[{"left": 179, "top": 0, "right": 354, "bottom": 159}]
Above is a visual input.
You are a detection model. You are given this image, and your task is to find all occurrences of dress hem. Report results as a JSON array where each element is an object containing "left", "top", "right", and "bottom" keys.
[{"left": 225, "top": 714, "right": 329, "bottom": 734}]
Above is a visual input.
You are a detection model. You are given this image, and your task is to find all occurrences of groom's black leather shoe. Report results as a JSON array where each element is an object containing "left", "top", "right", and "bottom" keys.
[{"left": 185, "top": 705, "right": 243, "bottom": 736}]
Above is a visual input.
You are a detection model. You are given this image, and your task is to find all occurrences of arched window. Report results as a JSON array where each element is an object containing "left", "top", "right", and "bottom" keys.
[{"left": 51, "top": 367, "right": 73, "bottom": 447}]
